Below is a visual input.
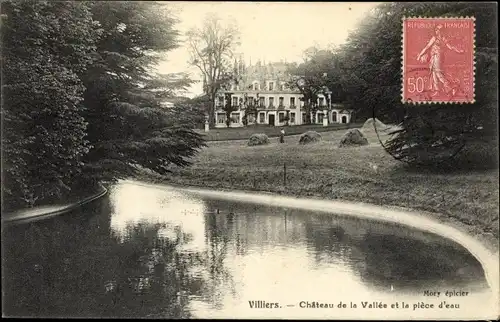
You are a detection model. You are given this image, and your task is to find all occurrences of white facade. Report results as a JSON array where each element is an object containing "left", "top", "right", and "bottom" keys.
[
  {"left": 214, "top": 92, "right": 351, "bottom": 128},
  {"left": 213, "top": 60, "right": 352, "bottom": 128}
]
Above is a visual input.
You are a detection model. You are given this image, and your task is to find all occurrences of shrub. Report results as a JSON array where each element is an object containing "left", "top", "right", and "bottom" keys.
[
  {"left": 299, "top": 131, "right": 322, "bottom": 145},
  {"left": 339, "top": 129, "right": 369, "bottom": 147},
  {"left": 247, "top": 133, "right": 270, "bottom": 146}
]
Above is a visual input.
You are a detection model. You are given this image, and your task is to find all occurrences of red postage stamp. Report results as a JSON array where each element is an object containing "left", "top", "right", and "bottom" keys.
[{"left": 402, "top": 17, "right": 475, "bottom": 104}]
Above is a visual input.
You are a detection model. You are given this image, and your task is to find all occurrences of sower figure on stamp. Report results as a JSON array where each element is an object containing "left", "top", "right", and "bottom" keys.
[{"left": 416, "top": 24, "right": 464, "bottom": 97}]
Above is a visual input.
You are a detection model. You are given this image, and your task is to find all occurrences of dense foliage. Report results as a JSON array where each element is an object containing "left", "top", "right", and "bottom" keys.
[
  {"left": 80, "top": 1, "right": 205, "bottom": 182},
  {"left": 296, "top": 2, "right": 497, "bottom": 166},
  {"left": 2, "top": 1, "right": 100, "bottom": 207},
  {"left": 222, "top": 92, "right": 237, "bottom": 127},
  {"left": 287, "top": 48, "right": 346, "bottom": 124},
  {"left": 242, "top": 94, "right": 259, "bottom": 126},
  {"left": 170, "top": 95, "right": 209, "bottom": 129},
  {"left": 334, "top": 2, "right": 498, "bottom": 166},
  {"left": 2, "top": 1, "right": 205, "bottom": 210}
]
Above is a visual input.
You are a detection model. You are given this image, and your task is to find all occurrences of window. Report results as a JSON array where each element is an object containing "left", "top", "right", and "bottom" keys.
[
  {"left": 231, "top": 113, "right": 240, "bottom": 123},
  {"left": 268, "top": 82, "right": 274, "bottom": 91},
  {"left": 319, "top": 97, "right": 325, "bottom": 107},
  {"left": 279, "top": 97, "right": 284, "bottom": 107},
  {"left": 302, "top": 113, "right": 307, "bottom": 124},
  {"left": 232, "top": 97, "right": 238, "bottom": 106},
  {"left": 217, "top": 113, "right": 226, "bottom": 124},
  {"left": 218, "top": 96, "right": 224, "bottom": 106},
  {"left": 259, "top": 113, "right": 265, "bottom": 123},
  {"left": 259, "top": 97, "right": 265, "bottom": 107},
  {"left": 279, "top": 112, "right": 285, "bottom": 123},
  {"left": 290, "top": 112, "right": 296, "bottom": 123},
  {"left": 248, "top": 96, "right": 254, "bottom": 106},
  {"left": 269, "top": 97, "right": 274, "bottom": 107},
  {"left": 290, "top": 97, "right": 296, "bottom": 107},
  {"left": 253, "top": 82, "right": 259, "bottom": 91},
  {"left": 318, "top": 113, "right": 324, "bottom": 123},
  {"left": 332, "top": 111, "right": 337, "bottom": 122}
]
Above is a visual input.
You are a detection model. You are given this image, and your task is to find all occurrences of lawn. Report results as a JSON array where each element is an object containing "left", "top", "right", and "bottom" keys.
[
  {"left": 143, "top": 127, "right": 499, "bottom": 251},
  {"left": 195, "top": 122, "right": 363, "bottom": 141}
]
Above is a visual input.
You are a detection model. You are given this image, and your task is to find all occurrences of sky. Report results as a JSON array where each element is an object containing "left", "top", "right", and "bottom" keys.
[{"left": 155, "top": 2, "right": 379, "bottom": 97}]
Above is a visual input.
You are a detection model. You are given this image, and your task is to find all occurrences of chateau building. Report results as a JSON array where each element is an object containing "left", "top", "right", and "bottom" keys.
[{"left": 214, "top": 56, "right": 352, "bottom": 128}]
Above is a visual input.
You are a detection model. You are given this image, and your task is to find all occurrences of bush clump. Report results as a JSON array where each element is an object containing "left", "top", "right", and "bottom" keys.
[
  {"left": 247, "top": 133, "right": 270, "bottom": 146},
  {"left": 299, "top": 131, "right": 322, "bottom": 145},
  {"left": 339, "top": 129, "right": 369, "bottom": 147}
]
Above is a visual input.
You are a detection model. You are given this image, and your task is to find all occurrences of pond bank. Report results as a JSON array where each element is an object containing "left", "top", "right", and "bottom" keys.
[
  {"left": 141, "top": 128, "right": 498, "bottom": 255},
  {"left": 124, "top": 178, "right": 500, "bottom": 305},
  {"left": 2, "top": 185, "right": 108, "bottom": 225},
  {"left": 143, "top": 173, "right": 499, "bottom": 254}
]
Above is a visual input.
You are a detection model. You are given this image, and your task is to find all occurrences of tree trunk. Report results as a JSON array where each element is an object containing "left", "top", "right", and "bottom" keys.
[{"left": 208, "top": 94, "right": 216, "bottom": 127}]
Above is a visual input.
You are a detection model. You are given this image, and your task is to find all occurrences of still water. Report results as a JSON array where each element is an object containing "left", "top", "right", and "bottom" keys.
[{"left": 2, "top": 181, "right": 496, "bottom": 319}]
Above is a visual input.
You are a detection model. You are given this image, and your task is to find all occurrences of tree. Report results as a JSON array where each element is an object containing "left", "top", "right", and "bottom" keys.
[
  {"left": 287, "top": 48, "right": 342, "bottom": 124},
  {"left": 240, "top": 93, "right": 255, "bottom": 126},
  {"left": 1, "top": 1, "right": 101, "bottom": 209},
  {"left": 186, "top": 14, "right": 240, "bottom": 127},
  {"left": 80, "top": 2, "right": 206, "bottom": 181},
  {"left": 172, "top": 94, "right": 212, "bottom": 129},
  {"left": 336, "top": 2, "right": 497, "bottom": 167},
  {"left": 1, "top": 1, "right": 207, "bottom": 210},
  {"left": 223, "top": 92, "right": 237, "bottom": 127}
]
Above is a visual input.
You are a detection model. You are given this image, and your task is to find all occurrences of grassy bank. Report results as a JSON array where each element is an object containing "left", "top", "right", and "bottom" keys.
[
  {"left": 195, "top": 122, "right": 363, "bottom": 141},
  {"left": 142, "top": 128, "right": 499, "bottom": 251}
]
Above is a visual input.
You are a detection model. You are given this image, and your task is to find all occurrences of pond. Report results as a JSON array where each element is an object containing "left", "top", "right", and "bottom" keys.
[{"left": 2, "top": 181, "right": 497, "bottom": 319}]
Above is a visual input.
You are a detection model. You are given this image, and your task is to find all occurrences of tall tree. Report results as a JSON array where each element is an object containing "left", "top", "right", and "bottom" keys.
[
  {"left": 80, "top": 2, "right": 205, "bottom": 181},
  {"left": 223, "top": 92, "right": 237, "bottom": 127},
  {"left": 172, "top": 94, "right": 212, "bottom": 129},
  {"left": 336, "top": 2, "right": 497, "bottom": 166},
  {"left": 287, "top": 48, "right": 343, "bottom": 124},
  {"left": 1, "top": 1, "right": 206, "bottom": 210},
  {"left": 1, "top": 1, "right": 101, "bottom": 209},
  {"left": 241, "top": 93, "right": 257, "bottom": 126},
  {"left": 186, "top": 14, "right": 240, "bottom": 126}
]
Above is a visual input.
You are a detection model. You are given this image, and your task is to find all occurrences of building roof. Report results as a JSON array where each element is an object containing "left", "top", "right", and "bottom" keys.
[{"left": 230, "top": 60, "right": 296, "bottom": 92}]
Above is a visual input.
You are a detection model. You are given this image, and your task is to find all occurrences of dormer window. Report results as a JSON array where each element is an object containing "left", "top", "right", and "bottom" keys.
[
  {"left": 253, "top": 82, "right": 260, "bottom": 91},
  {"left": 268, "top": 81, "right": 274, "bottom": 91}
]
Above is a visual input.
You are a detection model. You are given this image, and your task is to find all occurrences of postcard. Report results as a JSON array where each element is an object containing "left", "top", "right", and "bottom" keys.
[{"left": 2, "top": 1, "right": 498, "bottom": 320}]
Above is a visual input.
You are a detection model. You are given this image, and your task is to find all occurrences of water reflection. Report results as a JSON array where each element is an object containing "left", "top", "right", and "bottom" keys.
[
  {"left": 2, "top": 181, "right": 494, "bottom": 319},
  {"left": 3, "top": 198, "right": 196, "bottom": 318}
]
